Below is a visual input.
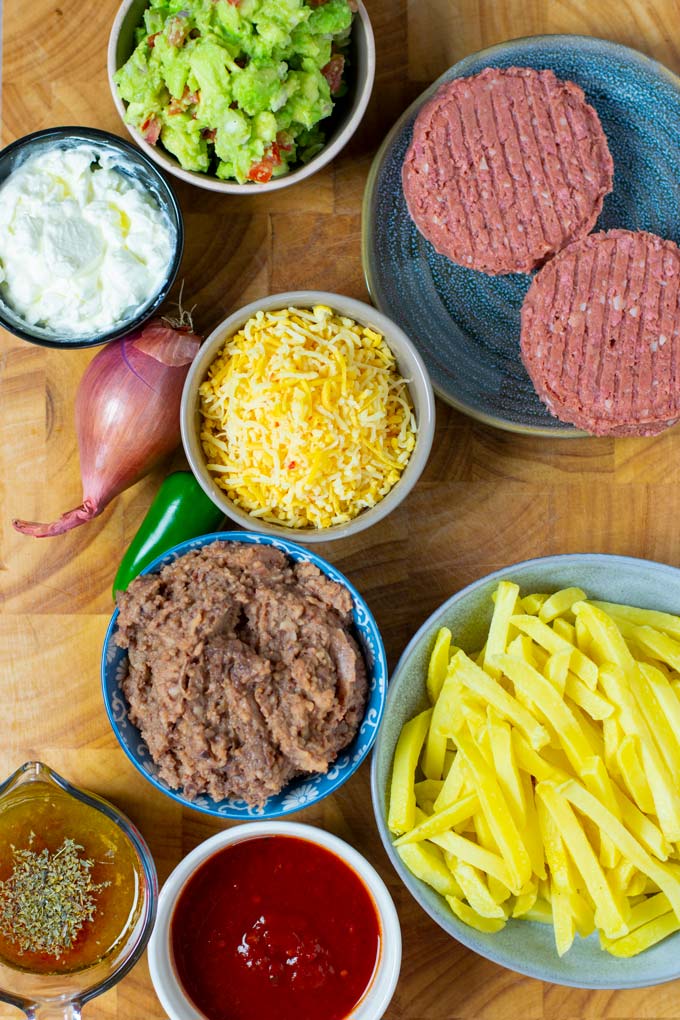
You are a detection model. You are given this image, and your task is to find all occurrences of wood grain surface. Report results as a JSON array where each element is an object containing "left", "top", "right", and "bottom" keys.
[{"left": 3, "top": 0, "right": 680, "bottom": 1017}]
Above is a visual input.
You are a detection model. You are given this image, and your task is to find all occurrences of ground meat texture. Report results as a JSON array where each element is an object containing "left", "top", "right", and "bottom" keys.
[
  {"left": 402, "top": 66, "right": 614, "bottom": 275},
  {"left": 115, "top": 542, "right": 368, "bottom": 808},
  {"left": 520, "top": 229, "right": 680, "bottom": 436}
]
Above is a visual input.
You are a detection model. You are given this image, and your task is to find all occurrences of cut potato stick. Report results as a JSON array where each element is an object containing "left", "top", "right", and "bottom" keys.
[
  {"left": 536, "top": 782, "right": 628, "bottom": 939},
  {"left": 446, "top": 895, "right": 506, "bottom": 933},
  {"left": 428, "top": 829, "right": 514, "bottom": 888},
  {"left": 558, "top": 779, "right": 680, "bottom": 921},
  {"left": 422, "top": 715, "right": 447, "bottom": 781},
  {"left": 396, "top": 842, "right": 462, "bottom": 898},
  {"left": 545, "top": 649, "right": 570, "bottom": 694},
  {"left": 393, "top": 793, "right": 479, "bottom": 847},
  {"left": 589, "top": 601, "right": 680, "bottom": 642},
  {"left": 453, "top": 727, "right": 532, "bottom": 892},
  {"left": 427, "top": 627, "right": 452, "bottom": 703},
  {"left": 490, "top": 654, "right": 593, "bottom": 772},
  {"left": 564, "top": 675, "right": 613, "bottom": 720},
  {"left": 539, "top": 588, "right": 587, "bottom": 623},
  {"left": 388, "top": 708, "right": 432, "bottom": 834},
  {"left": 415, "top": 779, "right": 444, "bottom": 806},
  {"left": 509, "top": 615, "right": 598, "bottom": 688},
  {"left": 601, "top": 912, "right": 680, "bottom": 957},
  {"left": 450, "top": 652, "right": 549, "bottom": 750},
  {"left": 487, "top": 711, "right": 526, "bottom": 828},
  {"left": 483, "top": 581, "right": 520, "bottom": 679},
  {"left": 600, "top": 664, "right": 680, "bottom": 840},
  {"left": 522, "top": 593, "right": 549, "bottom": 615},
  {"left": 631, "top": 664, "right": 680, "bottom": 780},
  {"left": 452, "top": 861, "right": 507, "bottom": 919},
  {"left": 552, "top": 618, "right": 577, "bottom": 646}
]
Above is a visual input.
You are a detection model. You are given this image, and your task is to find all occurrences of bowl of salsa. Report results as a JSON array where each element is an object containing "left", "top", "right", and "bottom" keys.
[{"left": 148, "top": 821, "right": 401, "bottom": 1020}]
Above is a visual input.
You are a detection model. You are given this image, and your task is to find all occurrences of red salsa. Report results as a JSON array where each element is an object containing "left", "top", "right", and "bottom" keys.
[{"left": 171, "top": 835, "right": 381, "bottom": 1020}]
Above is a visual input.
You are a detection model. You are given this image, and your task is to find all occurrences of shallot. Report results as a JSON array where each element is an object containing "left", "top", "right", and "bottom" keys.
[{"left": 13, "top": 316, "right": 201, "bottom": 537}]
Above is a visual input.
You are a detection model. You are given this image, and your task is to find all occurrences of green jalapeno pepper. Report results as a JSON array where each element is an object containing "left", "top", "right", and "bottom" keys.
[{"left": 113, "top": 471, "right": 224, "bottom": 596}]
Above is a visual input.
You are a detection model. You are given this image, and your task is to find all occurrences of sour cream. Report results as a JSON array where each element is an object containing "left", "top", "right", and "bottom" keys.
[{"left": 0, "top": 145, "right": 174, "bottom": 336}]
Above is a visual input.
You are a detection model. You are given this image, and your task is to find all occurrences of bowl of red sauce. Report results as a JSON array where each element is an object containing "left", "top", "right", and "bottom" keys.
[{"left": 148, "top": 821, "right": 401, "bottom": 1020}]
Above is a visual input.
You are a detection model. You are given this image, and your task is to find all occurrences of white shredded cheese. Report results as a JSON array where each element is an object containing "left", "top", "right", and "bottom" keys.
[{"left": 199, "top": 306, "right": 417, "bottom": 529}]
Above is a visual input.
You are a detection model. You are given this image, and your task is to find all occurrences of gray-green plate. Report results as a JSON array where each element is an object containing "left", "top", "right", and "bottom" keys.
[
  {"left": 371, "top": 553, "right": 680, "bottom": 987},
  {"left": 362, "top": 35, "right": 680, "bottom": 435}
]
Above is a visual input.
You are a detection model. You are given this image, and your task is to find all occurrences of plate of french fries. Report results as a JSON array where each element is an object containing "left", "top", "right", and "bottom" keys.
[{"left": 371, "top": 554, "right": 680, "bottom": 987}]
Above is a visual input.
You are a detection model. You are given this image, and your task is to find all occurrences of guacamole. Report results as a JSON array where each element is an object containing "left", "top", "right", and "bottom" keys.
[{"left": 114, "top": 0, "right": 355, "bottom": 183}]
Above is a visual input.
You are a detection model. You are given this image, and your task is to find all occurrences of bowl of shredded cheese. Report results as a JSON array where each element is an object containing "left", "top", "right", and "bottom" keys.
[{"left": 180, "top": 292, "right": 435, "bottom": 541}]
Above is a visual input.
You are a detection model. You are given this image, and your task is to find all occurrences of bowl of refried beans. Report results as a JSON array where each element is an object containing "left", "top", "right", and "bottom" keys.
[{"left": 101, "top": 531, "right": 387, "bottom": 819}]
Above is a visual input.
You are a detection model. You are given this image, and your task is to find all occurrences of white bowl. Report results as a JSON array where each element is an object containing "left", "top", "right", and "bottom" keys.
[
  {"left": 180, "top": 290, "right": 436, "bottom": 543},
  {"left": 107, "top": 0, "right": 375, "bottom": 193},
  {"left": 148, "top": 821, "right": 402, "bottom": 1020}
]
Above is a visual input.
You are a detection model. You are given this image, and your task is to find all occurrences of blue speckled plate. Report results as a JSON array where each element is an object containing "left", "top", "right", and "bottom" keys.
[
  {"left": 371, "top": 554, "right": 680, "bottom": 987},
  {"left": 362, "top": 35, "right": 680, "bottom": 435},
  {"left": 102, "top": 531, "right": 387, "bottom": 821}
]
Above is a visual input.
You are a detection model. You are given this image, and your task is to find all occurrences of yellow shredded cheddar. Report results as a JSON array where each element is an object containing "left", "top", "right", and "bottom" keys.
[{"left": 198, "top": 305, "right": 417, "bottom": 529}]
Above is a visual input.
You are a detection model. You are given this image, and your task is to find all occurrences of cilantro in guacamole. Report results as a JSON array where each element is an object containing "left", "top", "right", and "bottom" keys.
[{"left": 114, "top": 0, "right": 355, "bottom": 183}]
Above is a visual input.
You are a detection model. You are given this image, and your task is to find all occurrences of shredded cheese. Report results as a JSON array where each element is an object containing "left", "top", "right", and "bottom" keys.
[{"left": 198, "top": 305, "right": 417, "bottom": 529}]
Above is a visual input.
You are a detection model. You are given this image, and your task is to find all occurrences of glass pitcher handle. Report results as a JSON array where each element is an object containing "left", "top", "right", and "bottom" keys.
[{"left": 25, "top": 1003, "right": 82, "bottom": 1020}]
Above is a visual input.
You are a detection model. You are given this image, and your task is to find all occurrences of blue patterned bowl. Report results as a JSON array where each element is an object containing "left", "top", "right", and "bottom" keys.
[
  {"left": 363, "top": 35, "right": 680, "bottom": 435},
  {"left": 102, "top": 531, "right": 387, "bottom": 820}
]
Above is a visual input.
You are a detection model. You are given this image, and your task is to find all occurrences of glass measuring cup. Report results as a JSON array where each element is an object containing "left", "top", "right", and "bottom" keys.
[{"left": 0, "top": 762, "right": 157, "bottom": 1019}]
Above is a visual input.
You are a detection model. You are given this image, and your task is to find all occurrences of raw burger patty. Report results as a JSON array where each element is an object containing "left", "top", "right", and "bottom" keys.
[
  {"left": 521, "top": 229, "right": 680, "bottom": 436},
  {"left": 402, "top": 66, "right": 614, "bottom": 275}
]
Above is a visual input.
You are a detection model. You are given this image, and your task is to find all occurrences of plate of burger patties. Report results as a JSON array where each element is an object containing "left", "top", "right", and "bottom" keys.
[{"left": 362, "top": 34, "right": 680, "bottom": 436}]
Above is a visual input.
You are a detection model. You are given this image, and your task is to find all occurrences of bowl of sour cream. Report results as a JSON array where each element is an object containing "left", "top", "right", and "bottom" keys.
[{"left": 0, "top": 126, "right": 184, "bottom": 348}]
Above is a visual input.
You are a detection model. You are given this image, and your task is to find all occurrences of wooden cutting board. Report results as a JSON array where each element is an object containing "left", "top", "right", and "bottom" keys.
[{"left": 2, "top": 0, "right": 680, "bottom": 1016}]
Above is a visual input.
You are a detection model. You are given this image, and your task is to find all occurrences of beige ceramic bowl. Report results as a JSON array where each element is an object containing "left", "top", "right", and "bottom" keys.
[
  {"left": 107, "top": 0, "right": 375, "bottom": 194},
  {"left": 180, "top": 291, "right": 436, "bottom": 543}
]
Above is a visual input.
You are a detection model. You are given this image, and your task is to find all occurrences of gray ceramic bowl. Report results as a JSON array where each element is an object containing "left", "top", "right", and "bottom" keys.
[
  {"left": 108, "top": 0, "right": 375, "bottom": 194},
  {"left": 371, "top": 553, "right": 680, "bottom": 988},
  {"left": 181, "top": 291, "right": 435, "bottom": 543}
]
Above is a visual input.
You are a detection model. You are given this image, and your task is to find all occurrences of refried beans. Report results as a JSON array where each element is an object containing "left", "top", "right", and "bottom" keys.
[{"left": 114, "top": 542, "right": 368, "bottom": 808}]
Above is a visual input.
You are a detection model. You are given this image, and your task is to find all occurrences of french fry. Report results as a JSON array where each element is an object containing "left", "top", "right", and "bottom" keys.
[
  {"left": 446, "top": 895, "right": 507, "bottom": 933},
  {"left": 539, "top": 588, "right": 587, "bottom": 623},
  {"left": 393, "top": 793, "right": 479, "bottom": 847},
  {"left": 487, "top": 711, "right": 526, "bottom": 828},
  {"left": 600, "top": 664, "right": 680, "bottom": 841},
  {"left": 396, "top": 842, "right": 462, "bottom": 898},
  {"left": 558, "top": 779, "right": 680, "bottom": 921},
  {"left": 483, "top": 581, "right": 520, "bottom": 679},
  {"left": 536, "top": 781, "right": 629, "bottom": 939},
  {"left": 509, "top": 615, "right": 598, "bottom": 688},
  {"left": 451, "top": 652, "right": 549, "bottom": 750},
  {"left": 522, "top": 593, "right": 549, "bottom": 615},
  {"left": 552, "top": 618, "right": 577, "bottom": 646},
  {"left": 422, "top": 714, "right": 447, "bottom": 781},
  {"left": 415, "top": 779, "right": 444, "bottom": 807},
  {"left": 427, "top": 627, "right": 452, "bottom": 703},
  {"left": 454, "top": 726, "right": 532, "bottom": 892},
  {"left": 601, "top": 912, "right": 680, "bottom": 957},
  {"left": 452, "top": 861, "right": 507, "bottom": 919},
  {"left": 491, "top": 654, "right": 593, "bottom": 772},
  {"left": 388, "top": 708, "right": 432, "bottom": 834},
  {"left": 429, "top": 829, "right": 514, "bottom": 888},
  {"left": 589, "top": 601, "right": 680, "bottom": 642},
  {"left": 545, "top": 649, "right": 570, "bottom": 693}
]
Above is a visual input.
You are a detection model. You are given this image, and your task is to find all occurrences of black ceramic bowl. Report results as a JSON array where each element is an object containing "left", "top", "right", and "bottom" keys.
[{"left": 0, "top": 126, "right": 184, "bottom": 349}]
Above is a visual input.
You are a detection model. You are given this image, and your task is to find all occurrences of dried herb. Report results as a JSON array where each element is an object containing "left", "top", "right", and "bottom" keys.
[{"left": 0, "top": 835, "right": 111, "bottom": 958}]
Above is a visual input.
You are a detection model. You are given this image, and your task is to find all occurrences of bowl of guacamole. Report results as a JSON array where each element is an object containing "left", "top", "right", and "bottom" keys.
[{"left": 108, "top": 0, "right": 374, "bottom": 192}]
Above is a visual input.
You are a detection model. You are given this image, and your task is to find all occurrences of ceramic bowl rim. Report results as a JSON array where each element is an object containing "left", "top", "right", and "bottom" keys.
[
  {"left": 370, "top": 551, "right": 680, "bottom": 988},
  {"left": 179, "top": 290, "right": 436, "bottom": 543},
  {"left": 147, "top": 821, "right": 401, "bottom": 1020},
  {"left": 102, "top": 530, "right": 388, "bottom": 820},
  {"left": 107, "top": 0, "right": 376, "bottom": 193},
  {"left": 0, "top": 125, "right": 184, "bottom": 349}
]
